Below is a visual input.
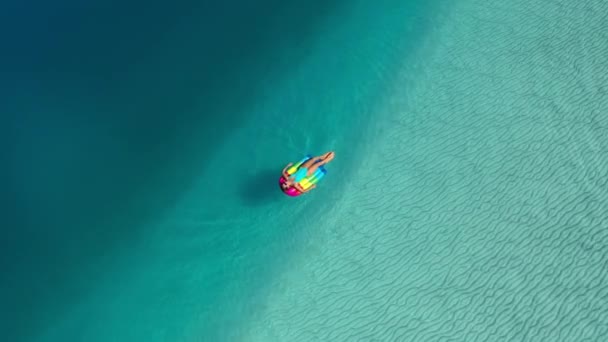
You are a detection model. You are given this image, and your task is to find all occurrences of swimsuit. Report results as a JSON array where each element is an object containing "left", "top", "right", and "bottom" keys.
[{"left": 292, "top": 167, "right": 309, "bottom": 182}]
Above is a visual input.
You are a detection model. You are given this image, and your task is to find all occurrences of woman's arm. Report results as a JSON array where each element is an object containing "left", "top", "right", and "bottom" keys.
[
  {"left": 282, "top": 163, "right": 293, "bottom": 178},
  {"left": 296, "top": 183, "right": 316, "bottom": 194}
]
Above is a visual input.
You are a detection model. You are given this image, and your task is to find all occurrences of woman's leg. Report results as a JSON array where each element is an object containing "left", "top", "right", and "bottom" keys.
[
  {"left": 301, "top": 152, "right": 334, "bottom": 169},
  {"left": 304, "top": 151, "right": 335, "bottom": 175}
]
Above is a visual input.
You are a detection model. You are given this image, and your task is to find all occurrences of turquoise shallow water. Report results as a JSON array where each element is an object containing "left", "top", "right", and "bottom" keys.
[{"left": 2, "top": 0, "right": 608, "bottom": 341}]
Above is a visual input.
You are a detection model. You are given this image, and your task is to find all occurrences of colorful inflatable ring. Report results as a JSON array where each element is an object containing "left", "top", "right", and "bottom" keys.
[{"left": 279, "top": 155, "right": 327, "bottom": 197}]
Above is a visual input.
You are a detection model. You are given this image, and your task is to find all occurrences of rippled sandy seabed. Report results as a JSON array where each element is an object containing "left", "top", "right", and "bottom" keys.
[{"left": 244, "top": 0, "right": 608, "bottom": 341}]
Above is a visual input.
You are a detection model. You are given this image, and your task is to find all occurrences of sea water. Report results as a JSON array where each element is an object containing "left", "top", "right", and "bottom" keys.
[{"left": 1, "top": 0, "right": 607, "bottom": 341}]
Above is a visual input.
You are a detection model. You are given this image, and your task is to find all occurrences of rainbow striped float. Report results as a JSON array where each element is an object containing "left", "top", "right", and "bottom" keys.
[{"left": 279, "top": 155, "right": 327, "bottom": 197}]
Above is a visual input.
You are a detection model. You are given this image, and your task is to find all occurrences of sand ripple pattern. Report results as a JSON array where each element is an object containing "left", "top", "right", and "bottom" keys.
[{"left": 245, "top": 0, "right": 608, "bottom": 341}]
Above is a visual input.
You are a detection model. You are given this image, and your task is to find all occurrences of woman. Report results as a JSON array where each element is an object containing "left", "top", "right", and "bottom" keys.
[{"left": 281, "top": 151, "right": 335, "bottom": 194}]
